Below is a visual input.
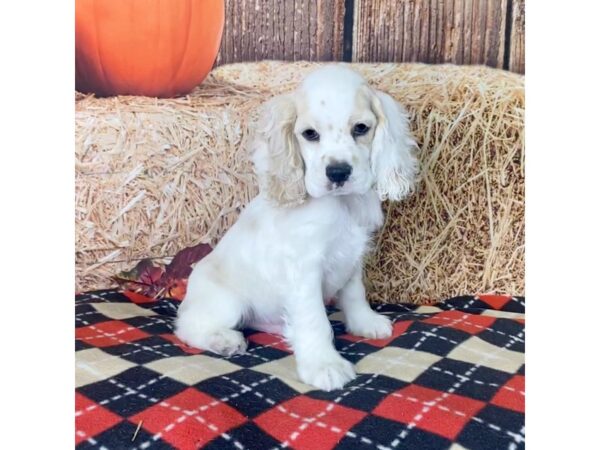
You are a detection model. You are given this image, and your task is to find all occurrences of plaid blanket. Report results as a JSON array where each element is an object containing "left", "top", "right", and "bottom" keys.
[{"left": 75, "top": 291, "right": 525, "bottom": 449}]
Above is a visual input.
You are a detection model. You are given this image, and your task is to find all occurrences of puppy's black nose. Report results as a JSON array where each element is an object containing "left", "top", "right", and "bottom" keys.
[{"left": 326, "top": 162, "right": 352, "bottom": 184}]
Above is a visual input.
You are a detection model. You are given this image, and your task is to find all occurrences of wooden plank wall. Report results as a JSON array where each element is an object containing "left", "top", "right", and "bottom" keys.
[
  {"left": 508, "top": 0, "right": 525, "bottom": 73},
  {"left": 216, "top": 0, "right": 346, "bottom": 64},
  {"left": 216, "top": 0, "right": 525, "bottom": 73}
]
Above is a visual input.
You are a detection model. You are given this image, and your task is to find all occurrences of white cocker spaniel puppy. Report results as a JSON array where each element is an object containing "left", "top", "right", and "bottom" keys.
[{"left": 175, "top": 65, "right": 418, "bottom": 391}]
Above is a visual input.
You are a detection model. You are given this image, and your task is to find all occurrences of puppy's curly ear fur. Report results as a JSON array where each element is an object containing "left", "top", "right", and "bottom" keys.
[
  {"left": 251, "top": 94, "right": 307, "bottom": 207},
  {"left": 370, "top": 90, "right": 419, "bottom": 201}
]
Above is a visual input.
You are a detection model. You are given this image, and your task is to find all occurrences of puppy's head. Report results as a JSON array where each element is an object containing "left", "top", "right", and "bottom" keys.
[{"left": 252, "top": 65, "right": 418, "bottom": 206}]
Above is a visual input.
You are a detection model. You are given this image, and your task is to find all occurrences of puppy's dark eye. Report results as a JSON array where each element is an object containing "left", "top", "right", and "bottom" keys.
[
  {"left": 301, "top": 129, "right": 320, "bottom": 142},
  {"left": 352, "top": 123, "right": 370, "bottom": 137}
]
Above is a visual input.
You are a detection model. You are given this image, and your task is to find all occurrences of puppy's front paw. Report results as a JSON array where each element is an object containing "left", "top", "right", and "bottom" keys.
[
  {"left": 346, "top": 312, "right": 393, "bottom": 339},
  {"left": 206, "top": 329, "right": 248, "bottom": 356},
  {"left": 297, "top": 354, "right": 356, "bottom": 391},
  {"left": 176, "top": 326, "right": 247, "bottom": 357}
]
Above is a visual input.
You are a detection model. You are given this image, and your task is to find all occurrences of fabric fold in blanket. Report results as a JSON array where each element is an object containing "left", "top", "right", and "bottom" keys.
[{"left": 75, "top": 291, "right": 525, "bottom": 449}]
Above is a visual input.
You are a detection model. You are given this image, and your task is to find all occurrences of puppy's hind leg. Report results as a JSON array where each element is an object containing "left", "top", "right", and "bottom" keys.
[{"left": 174, "top": 278, "right": 247, "bottom": 356}]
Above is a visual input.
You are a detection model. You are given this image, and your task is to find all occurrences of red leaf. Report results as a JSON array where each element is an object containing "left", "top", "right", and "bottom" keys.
[
  {"left": 112, "top": 244, "right": 212, "bottom": 301},
  {"left": 123, "top": 290, "right": 155, "bottom": 304},
  {"left": 113, "top": 259, "right": 165, "bottom": 298},
  {"left": 140, "top": 265, "right": 164, "bottom": 286},
  {"left": 163, "top": 243, "right": 212, "bottom": 280},
  {"left": 165, "top": 278, "right": 188, "bottom": 301},
  {"left": 155, "top": 243, "right": 212, "bottom": 300}
]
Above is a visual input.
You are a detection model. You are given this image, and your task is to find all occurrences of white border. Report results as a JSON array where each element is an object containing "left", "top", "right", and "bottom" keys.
[
  {"left": 527, "top": 1, "right": 600, "bottom": 448},
  {"left": 3, "top": 0, "right": 599, "bottom": 447},
  {"left": 1, "top": 1, "right": 74, "bottom": 447}
]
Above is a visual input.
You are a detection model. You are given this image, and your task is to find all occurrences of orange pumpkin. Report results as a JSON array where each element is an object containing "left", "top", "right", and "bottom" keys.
[{"left": 75, "top": 0, "right": 224, "bottom": 97}]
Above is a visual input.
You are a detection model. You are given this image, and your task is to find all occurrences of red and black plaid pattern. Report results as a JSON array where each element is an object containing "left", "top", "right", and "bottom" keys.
[{"left": 76, "top": 291, "right": 525, "bottom": 449}]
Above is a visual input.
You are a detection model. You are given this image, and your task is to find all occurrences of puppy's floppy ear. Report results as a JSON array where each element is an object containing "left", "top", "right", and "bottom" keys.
[
  {"left": 370, "top": 90, "right": 419, "bottom": 201},
  {"left": 251, "top": 94, "right": 307, "bottom": 207}
]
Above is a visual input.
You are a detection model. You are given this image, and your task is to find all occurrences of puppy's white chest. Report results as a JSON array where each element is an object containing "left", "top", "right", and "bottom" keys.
[{"left": 321, "top": 218, "right": 369, "bottom": 298}]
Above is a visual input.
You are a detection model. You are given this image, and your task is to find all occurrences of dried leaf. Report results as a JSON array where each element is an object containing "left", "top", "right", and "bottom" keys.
[
  {"left": 163, "top": 243, "right": 212, "bottom": 280},
  {"left": 113, "top": 259, "right": 164, "bottom": 297},
  {"left": 113, "top": 244, "right": 212, "bottom": 301},
  {"left": 114, "top": 259, "right": 156, "bottom": 282},
  {"left": 165, "top": 278, "right": 188, "bottom": 301},
  {"left": 156, "top": 243, "right": 212, "bottom": 300}
]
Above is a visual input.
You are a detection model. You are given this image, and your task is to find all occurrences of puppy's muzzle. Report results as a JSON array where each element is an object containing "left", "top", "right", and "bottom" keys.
[{"left": 326, "top": 162, "right": 352, "bottom": 185}]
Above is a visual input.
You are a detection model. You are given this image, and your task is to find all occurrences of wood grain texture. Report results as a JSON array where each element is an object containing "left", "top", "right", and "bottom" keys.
[
  {"left": 352, "top": 0, "right": 508, "bottom": 69},
  {"left": 216, "top": 0, "right": 345, "bottom": 64},
  {"left": 509, "top": 0, "right": 525, "bottom": 73}
]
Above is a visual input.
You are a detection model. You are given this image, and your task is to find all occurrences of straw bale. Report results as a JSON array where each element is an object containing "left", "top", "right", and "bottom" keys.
[{"left": 75, "top": 61, "right": 524, "bottom": 303}]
